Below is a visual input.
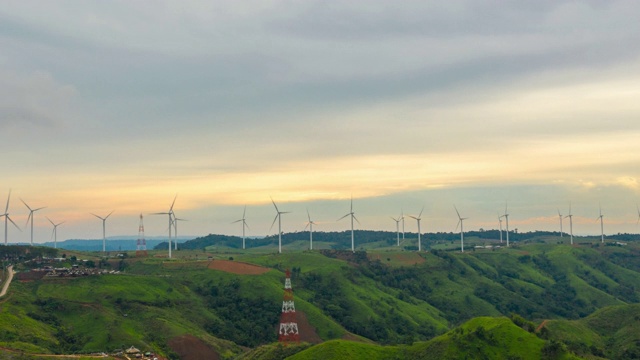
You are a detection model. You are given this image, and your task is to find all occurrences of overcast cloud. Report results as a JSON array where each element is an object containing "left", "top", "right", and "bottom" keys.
[{"left": 1, "top": 1, "right": 640, "bottom": 242}]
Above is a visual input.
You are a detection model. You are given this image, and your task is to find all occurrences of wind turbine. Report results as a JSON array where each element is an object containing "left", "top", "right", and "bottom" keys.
[
  {"left": 173, "top": 215, "right": 187, "bottom": 250},
  {"left": 391, "top": 216, "right": 401, "bottom": 246},
  {"left": 557, "top": 209, "right": 563, "bottom": 238},
  {"left": 91, "top": 211, "right": 113, "bottom": 252},
  {"left": 152, "top": 195, "right": 177, "bottom": 258},
  {"left": 565, "top": 203, "right": 574, "bottom": 245},
  {"left": 498, "top": 214, "right": 503, "bottom": 243},
  {"left": 338, "top": 197, "right": 359, "bottom": 253},
  {"left": 400, "top": 209, "right": 405, "bottom": 242},
  {"left": 597, "top": 205, "right": 604, "bottom": 243},
  {"left": 408, "top": 207, "right": 424, "bottom": 252},
  {"left": 21, "top": 199, "right": 46, "bottom": 246},
  {"left": 232, "top": 205, "right": 249, "bottom": 249},
  {"left": 454, "top": 205, "right": 467, "bottom": 253},
  {"left": 46, "top": 217, "right": 64, "bottom": 249},
  {"left": 304, "top": 209, "right": 316, "bottom": 250},
  {"left": 1, "top": 190, "right": 21, "bottom": 245},
  {"left": 270, "top": 198, "right": 290, "bottom": 254},
  {"left": 502, "top": 203, "right": 510, "bottom": 247}
]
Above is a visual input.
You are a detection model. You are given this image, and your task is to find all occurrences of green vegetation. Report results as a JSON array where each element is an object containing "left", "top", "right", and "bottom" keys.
[{"left": 2, "top": 234, "right": 640, "bottom": 358}]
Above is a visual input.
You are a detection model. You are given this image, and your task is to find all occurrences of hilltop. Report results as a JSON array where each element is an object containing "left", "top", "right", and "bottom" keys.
[{"left": 2, "top": 235, "right": 640, "bottom": 359}]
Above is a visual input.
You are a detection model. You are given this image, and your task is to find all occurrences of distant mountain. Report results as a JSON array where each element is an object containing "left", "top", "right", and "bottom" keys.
[{"left": 41, "top": 237, "right": 193, "bottom": 252}]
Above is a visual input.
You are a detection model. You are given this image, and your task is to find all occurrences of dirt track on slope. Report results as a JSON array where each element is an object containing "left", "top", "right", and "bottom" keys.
[{"left": 0, "top": 265, "right": 14, "bottom": 297}]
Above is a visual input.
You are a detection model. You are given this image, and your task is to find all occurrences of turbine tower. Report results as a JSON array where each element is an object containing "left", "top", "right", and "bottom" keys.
[
  {"left": 557, "top": 209, "right": 563, "bottom": 238},
  {"left": 498, "top": 215, "right": 503, "bottom": 243},
  {"left": 454, "top": 205, "right": 467, "bottom": 253},
  {"left": 565, "top": 203, "right": 574, "bottom": 245},
  {"left": 408, "top": 207, "right": 424, "bottom": 252},
  {"left": 400, "top": 209, "right": 405, "bottom": 242},
  {"left": 1, "top": 190, "right": 21, "bottom": 245},
  {"left": 391, "top": 216, "right": 401, "bottom": 246},
  {"left": 304, "top": 209, "right": 316, "bottom": 251},
  {"left": 91, "top": 211, "right": 113, "bottom": 252},
  {"left": 502, "top": 203, "right": 510, "bottom": 247},
  {"left": 172, "top": 213, "right": 187, "bottom": 250},
  {"left": 270, "top": 198, "right": 290, "bottom": 254},
  {"left": 46, "top": 217, "right": 64, "bottom": 249},
  {"left": 21, "top": 199, "right": 46, "bottom": 246},
  {"left": 152, "top": 195, "right": 177, "bottom": 259},
  {"left": 597, "top": 205, "right": 604, "bottom": 243},
  {"left": 338, "top": 197, "right": 359, "bottom": 253},
  {"left": 232, "top": 206, "right": 249, "bottom": 249}
]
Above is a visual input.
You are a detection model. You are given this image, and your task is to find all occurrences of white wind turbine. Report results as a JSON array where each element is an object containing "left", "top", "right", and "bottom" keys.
[
  {"left": 338, "top": 197, "right": 359, "bottom": 253},
  {"left": 91, "top": 211, "right": 113, "bottom": 252},
  {"left": 46, "top": 217, "right": 64, "bottom": 249},
  {"left": 565, "top": 203, "right": 574, "bottom": 245},
  {"left": 304, "top": 209, "right": 316, "bottom": 250},
  {"left": 498, "top": 215, "right": 503, "bottom": 243},
  {"left": 502, "top": 203, "right": 510, "bottom": 247},
  {"left": 152, "top": 195, "right": 177, "bottom": 259},
  {"left": 270, "top": 198, "right": 290, "bottom": 254},
  {"left": 21, "top": 199, "right": 46, "bottom": 246},
  {"left": 454, "top": 205, "right": 467, "bottom": 253},
  {"left": 400, "top": 209, "right": 406, "bottom": 242},
  {"left": 408, "top": 207, "right": 424, "bottom": 252},
  {"left": 596, "top": 205, "right": 604, "bottom": 243},
  {"left": 391, "top": 216, "right": 401, "bottom": 246},
  {"left": 1, "top": 190, "right": 21, "bottom": 245},
  {"left": 557, "top": 209, "right": 563, "bottom": 238},
  {"left": 173, "top": 215, "right": 187, "bottom": 250},
  {"left": 232, "top": 206, "right": 249, "bottom": 249}
]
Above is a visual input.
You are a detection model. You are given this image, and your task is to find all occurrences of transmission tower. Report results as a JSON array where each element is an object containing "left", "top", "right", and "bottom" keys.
[
  {"left": 136, "top": 214, "right": 147, "bottom": 257},
  {"left": 278, "top": 269, "right": 299, "bottom": 344}
]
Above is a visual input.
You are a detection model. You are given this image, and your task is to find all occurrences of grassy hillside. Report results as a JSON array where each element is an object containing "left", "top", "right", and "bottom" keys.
[
  {"left": 2, "top": 238, "right": 640, "bottom": 358},
  {"left": 544, "top": 303, "right": 640, "bottom": 359}
]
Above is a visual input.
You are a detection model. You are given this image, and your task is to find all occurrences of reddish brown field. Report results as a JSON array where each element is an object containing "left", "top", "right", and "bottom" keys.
[
  {"left": 207, "top": 260, "right": 270, "bottom": 275},
  {"left": 295, "top": 311, "right": 322, "bottom": 344},
  {"left": 15, "top": 271, "right": 46, "bottom": 281},
  {"left": 368, "top": 252, "right": 425, "bottom": 266},
  {"left": 168, "top": 335, "right": 220, "bottom": 360}
]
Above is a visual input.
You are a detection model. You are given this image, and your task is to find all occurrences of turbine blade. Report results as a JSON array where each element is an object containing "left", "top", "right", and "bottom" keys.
[
  {"left": 455, "top": 220, "right": 460, "bottom": 232},
  {"left": 90, "top": 213, "right": 102, "bottom": 220},
  {"left": 25, "top": 212, "right": 32, "bottom": 227},
  {"left": 271, "top": 197, "right": 279, "bottom": 212},
  {"left": 243, "top": 220, "right": 250, "bottom": 230},
  {"left": 34, "top": 206, "right": 46, "bottom": 212},
  {"left": 270, "top": 215, "right": 278, "bottom": 231},
  {"left": 231, "top": 219, "right": 242, "bottom": 224},
  {"left": 454, "top": 205, "right": 461, "bottom": 219},
  {"left": 408, "top": 215, "right": 418, "bottom": 220},
  {"left": 5, "top": 189, "right": 11, "bottom": 213},
  {"left": 337, "top": 213, "right": 350, "bottom": 221},
  {"left": 243, "top": 205, "right": 246, "bottom": 218},
  {"left": 20, "top": 198, "right": 32, "bottom": 211},
  {"left": 419, "top": 206, "right": 424, "bottom": 218},
  {"left": 8, "top": 216, "right": 21, "bottom": 231},
  {"left": 353, "top": 214, "right": 361, "bottom": 225},
  {"left": 46, "top": 216, "right": 55, "bottom": 226},
  {"left": 170, "top": 194, "right": 177, "bottom": 211},
  {"left": 105, "top": 210, "right": 114, "bottom": 219},
  {"left": 307, "top": 208, "right": 311, "bottom": 222}
]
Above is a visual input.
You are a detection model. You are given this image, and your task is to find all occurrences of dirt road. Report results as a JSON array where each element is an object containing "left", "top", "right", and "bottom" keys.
[{"left": 0, "top": 265, "right": 14, "bottom": 297}]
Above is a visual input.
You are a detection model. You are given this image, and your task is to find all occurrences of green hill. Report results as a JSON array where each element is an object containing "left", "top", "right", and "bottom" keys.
[{"left": 3, "top": 239, "right": 640, "bottom": 358}]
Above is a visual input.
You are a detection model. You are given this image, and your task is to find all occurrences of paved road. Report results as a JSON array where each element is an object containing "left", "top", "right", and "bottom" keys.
[{"left": 0, "top": 265, "right": 14, "bottom": 297}]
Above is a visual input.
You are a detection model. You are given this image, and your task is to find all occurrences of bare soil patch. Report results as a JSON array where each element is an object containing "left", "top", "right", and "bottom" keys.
[
  {"left": 207, "top": 260, "right": 270, "bottom": 275},
  {"left": 168, "top": 334, "right": 220, "bottom": 360},
  {"left": 295, "top": 311, "right": 322, "bottom": 344},
  {"left": 15, "top": 270, "right": 46, "bottom": 281}
]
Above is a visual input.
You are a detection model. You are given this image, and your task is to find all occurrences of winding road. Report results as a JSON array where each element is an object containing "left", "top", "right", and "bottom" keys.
[{"left": 0, "top": 265, "right": 15, "bottom": 298}]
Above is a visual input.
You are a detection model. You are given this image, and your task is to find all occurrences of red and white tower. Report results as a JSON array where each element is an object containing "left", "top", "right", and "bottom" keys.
[
  {"left": 278, "top": 269, "right": 299, "bottom": 344},
  {"left": 136, "top": 214, "right": 147, "bottom": 257}
]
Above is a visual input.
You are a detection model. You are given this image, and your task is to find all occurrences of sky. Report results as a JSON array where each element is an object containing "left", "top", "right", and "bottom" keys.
[{"left": 2, "top": 1, "right": 640, "bottom": 243}]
